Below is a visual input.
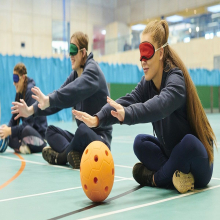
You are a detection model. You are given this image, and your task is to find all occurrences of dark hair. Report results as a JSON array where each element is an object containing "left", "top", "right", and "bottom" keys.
[
  {"left": 14, "top": 63, "right": 28, "bottom": 124},
  {"left": 142, "top": 20, "right": 216, "bottom": 163}
]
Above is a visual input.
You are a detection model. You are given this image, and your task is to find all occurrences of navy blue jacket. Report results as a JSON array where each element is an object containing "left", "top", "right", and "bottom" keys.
[
  {"left": 96, "top": 68, "right": 192, "bottom": 156},
  {"left": 33, "top": 53, "right": 112, "bottom": 147},
  {"left": 9, "top": 77, "right": 48, "bottom": 139}
]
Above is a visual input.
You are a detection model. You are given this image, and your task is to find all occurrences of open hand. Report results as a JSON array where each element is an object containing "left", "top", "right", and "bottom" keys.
[
  {"left": 107, "top": 96, "right": 125, "bottom": 122},
  {"left": 31, "top": 86, "right": 50, "bottom": 110},
  {"left": 11, "top": 99, "right": 33, "bottom": 120},
  {"left": 72, "top": 110, "right": 99, "bottom": 128}
]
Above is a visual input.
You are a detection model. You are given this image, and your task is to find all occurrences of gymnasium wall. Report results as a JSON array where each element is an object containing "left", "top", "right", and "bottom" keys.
[
  {"left": 0, "top": 0, "right": 116, "bottom": 58},
  {"left": 115, "top": 0, "right": 218, "bottom": 24},
  {"left": 95, "top": 36, "right": 220, "bottom": 70}
]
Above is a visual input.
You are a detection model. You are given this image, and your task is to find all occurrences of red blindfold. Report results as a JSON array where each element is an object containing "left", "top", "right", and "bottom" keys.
[{"left": 139, "top": 41, "right": 168, "bottom": 62}]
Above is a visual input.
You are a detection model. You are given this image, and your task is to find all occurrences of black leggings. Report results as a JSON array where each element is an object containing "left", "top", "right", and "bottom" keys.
[
  {"left": 133, "top": 134, "right": 213, "bottom": 188},
  {"left": 45, "top": 123, "right": 109, "bottom": 164},
  {"left": 8, "top": 125, "right": 46, "bottom": 153}
]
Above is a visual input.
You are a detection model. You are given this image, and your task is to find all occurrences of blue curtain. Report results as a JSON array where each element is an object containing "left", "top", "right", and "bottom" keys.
[
  {"left": 99, "top": 63, "right": 143, "bottom": 84},
  {"left": 1, "top": 55, "right": 220, "bottom": 124},
  {"left": 99, "top": 62, "right": 220, "bottom": 86},
  {"left": 0, "top": 54, "right": 72, "bottom": 124},
  {"left": 188, "top": 68, "right": 220, "bottom": 86}
]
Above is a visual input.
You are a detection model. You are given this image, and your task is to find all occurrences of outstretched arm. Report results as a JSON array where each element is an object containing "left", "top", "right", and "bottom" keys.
[{"left": 72, "top": 96, "right": 125, "bottom": 127}]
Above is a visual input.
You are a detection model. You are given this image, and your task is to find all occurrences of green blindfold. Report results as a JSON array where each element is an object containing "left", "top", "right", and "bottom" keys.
[{"left": 69, "top": 43, "right": 79, "bottom": 56}]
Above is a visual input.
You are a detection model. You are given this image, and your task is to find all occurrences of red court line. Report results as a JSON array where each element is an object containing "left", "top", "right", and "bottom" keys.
[{"left": 0, "top": 153, "right": 26, "bottom": 190}]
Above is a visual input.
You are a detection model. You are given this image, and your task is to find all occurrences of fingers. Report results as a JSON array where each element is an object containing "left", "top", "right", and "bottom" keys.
[
  {"left": 20, "top": 99, "right": 27, "bottom": 106},
  {"left": 111, "top": 110, "right": 119, "bottom": 119},
  {"left": 74, "top": 111, "right": 90, "bottom": 124},
  {"left": 11, "top": 103, "right": 21, "bottom": 113},
  {"left": 14, "top": 114, "right": 21, "bottom": 120},
  {"left": 72, "top": 110, "right": 87, "bottom": 117},
  {"left": 0, "top": 129, "right": 5, "bottom": 139},
  {"left": 34, "top": 86, "right": 40, "bottom": 91},
  {"left": 11, "top": 102, "right": 23, "bottom": 108},
  {"left": 31, "top": 87, "right": 39, "bottom": 95},
  {"left": 12, "top": 101, "right": 20, "bottom": 106},
  {"left": 32, "top": 95, "right": 40, "bottom": 102},
  {"left": 11, "top": 110, "right": 18, "bottom": 114},
  {"left": 11, "top": 106, "right": 17, "bottom": 110},
  {"left": 74, "top": 115, "right": 83, "bottom": 121},
  {"left": 33, "top": 87, "right": 43, "bottom": 96},
  {"left": 38, "top": 104, "right": 43, "bottom": 110},
  {"left": 107, "top": 97, "right": 120, "bottom": 110}
]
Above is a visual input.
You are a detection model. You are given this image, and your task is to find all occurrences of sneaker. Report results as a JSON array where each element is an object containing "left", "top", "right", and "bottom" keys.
[
  {"left": 132, "top": 162, "right": 155, "bottom": 187},
  {"left": 172, "top": 170, "right": 195, "bottom": 193},
  {"left": 67, "top": 151, "right": 82, "bottom": 169},
  {"left": 19, "top": 145, "right": 31, "bottom": 154},
  {"left": 42, "top": 146, "right": 59, "bottom": 165}
]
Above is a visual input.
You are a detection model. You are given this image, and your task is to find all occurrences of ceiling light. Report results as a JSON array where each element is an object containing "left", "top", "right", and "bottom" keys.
[
  {"left": 207, "top": 5, "right": 220, "bottom": 13},
  {"left": 166, "top": 15, "right": 183, "bottom": 23},
  {"left": 131, "top": 24, "right": 146, "bottom": 31},
  {"left": 183, "top": 37, "right": 190, "bottom": 43},
  {"left": 101, "top": 30, "right": 106, "bottom": 35}
]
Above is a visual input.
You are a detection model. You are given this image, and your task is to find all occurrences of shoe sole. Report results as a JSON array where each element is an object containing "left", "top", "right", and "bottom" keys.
[
  {"left": 42, "top": 146, "right": 56, "bottom": 164},
  {"left": 172, "top": 170, "right": 195, "bottom": 194},
  {"left": 67, "top": 151, "right": 82, "bottom": 169}
]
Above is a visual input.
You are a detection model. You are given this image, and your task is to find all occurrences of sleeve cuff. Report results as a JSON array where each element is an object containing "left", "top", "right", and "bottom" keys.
[
  {"left": 123, "top": 106, "right": 133, "bottom": 125},
  {"left": 49, "top": 92, "right": 56, "bottom": 108},
  {"left": 94, "top": 110, "right": 106, "bottom": 128},
  {"left": 33, "top": 102, "right": 39, "bottom": 116},
  {"left": 11, "top": 125, "right": 19, "bottom": 139}
]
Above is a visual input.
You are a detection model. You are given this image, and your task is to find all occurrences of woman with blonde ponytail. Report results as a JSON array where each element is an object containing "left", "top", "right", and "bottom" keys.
[
  {"left": 72, "top": 20, "right": 217, "bottom": 194},
  {"left": 0, "top": 63, "right": 47, "bottom": 154}
]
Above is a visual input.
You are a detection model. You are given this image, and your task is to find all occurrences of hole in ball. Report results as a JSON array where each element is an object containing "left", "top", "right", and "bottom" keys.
[
  {"left": 94, "top": 155, "right": 98, "bottom": 162},
  {"left": 84, "top": 184, "right": 87, "bottom": 190},
  {"left": 112, "top": 168, "right": 114, "bottom": 175},
  {"left": 85, "top": 149, "right": 88, "bottom": 154},
  {"left": 105, "top": 186, "right": 108, "bottom": 192},
  {"left": 94, "top": 177, "right": 98, "bottom": 184},
  {"left": 105, "top": 150, "right": 108, "bottom": 156}
]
